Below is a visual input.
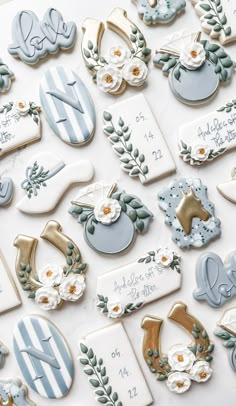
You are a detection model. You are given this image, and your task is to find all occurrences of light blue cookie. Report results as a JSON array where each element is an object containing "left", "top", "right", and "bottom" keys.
[
  {"left": 8, "top": 8, "right": 77, "bottom": 65},
  {"left": 194, "top": 252, "right": 236, "bottom": 308},
  {"left": 40, "top": 66, "right": 95, "bottom": 146},
  {"left": 133, "top": 0, "right": 186, "bottom": 25},
  {"left": 14, "top": 315, "right": 73, "bottom": 399},
  {"left": 0, "top": 59, "right": 14, "bottom": 93},
  {"left": 0, "top": 177, "right": 13, "bottom": 206},
  {"left": 215, "top": 308, "right": 236, "bottom": 373},
  {"left": 158, "top": 177, "right": 221, "bottom": 249}
]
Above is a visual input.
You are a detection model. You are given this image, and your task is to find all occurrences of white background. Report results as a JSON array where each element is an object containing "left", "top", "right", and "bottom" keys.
[{"left": 0, "top": 0, "right": 236, "bottom": 405}]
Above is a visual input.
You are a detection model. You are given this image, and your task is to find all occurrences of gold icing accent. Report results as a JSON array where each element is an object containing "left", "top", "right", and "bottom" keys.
[
  {"left": 176, "top": 188, "right": 210, "bottom": 235},
  {"left": 148, "top": 0, "right": 157, "bottom": 7},
  {"left": 190, "top": 50, "right": 197, "bottom": 58},
  {"left": 103, "top": 207, "right": 111, "bottom": 215},
  {"left": 82, "top": 8, "right": 147, "bottom": 95}
]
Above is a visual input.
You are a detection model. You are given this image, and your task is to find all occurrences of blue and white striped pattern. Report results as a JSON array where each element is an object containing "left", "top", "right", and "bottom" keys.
[
  {"left": 13, "top": 315, "right": 73, "bottom": 399},
  {"left": 40, "top": 66, "right": 95, "bottom": 146}
]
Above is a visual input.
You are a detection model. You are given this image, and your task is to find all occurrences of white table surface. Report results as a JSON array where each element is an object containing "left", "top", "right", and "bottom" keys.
[{"left": 0, "top": 0, "right": 236, "bottom": 405}]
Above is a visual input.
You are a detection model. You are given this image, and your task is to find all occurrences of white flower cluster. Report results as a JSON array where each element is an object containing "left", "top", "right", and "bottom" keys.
[
  {"left": 94, "top": 198, "right": 121, "bottom": 225},
  {"left": 35, "top": 264, "right": 86, "bottom": 310},
  {"left": 14, "top": 99, "right": 30, "bottom": 115},
  {"left": 166, "top": 344, "right": 212, "bottom": 394},
  {"left": 96, "top": 45, "right": 148, "bottom": 93},
  {"left": 191, "top": 145, "right": 210, "bottom": 162}
]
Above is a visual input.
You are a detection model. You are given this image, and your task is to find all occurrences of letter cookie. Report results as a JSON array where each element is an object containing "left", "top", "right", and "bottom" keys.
[
  {"left": 154, "top": 30, "right": 235, "bottom": 105},
  {"left": 158, "top": 177, "right": 221, "bottom": 248},
  {"left": 0, "top": 177, "right": 13, "bottom": 206},
  {"left": 69, "top": 182, "right": 153, "bottom": 254},
  {"left": 8, "top": 8, "right": 77, "bottom": 65}
]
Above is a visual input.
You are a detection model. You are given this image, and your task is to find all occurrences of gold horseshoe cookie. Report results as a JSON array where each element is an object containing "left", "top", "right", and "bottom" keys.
[
  {"left": 82, "top": 8, "right": 151, "bottom": 95},
  {"left": 14, "top": 220, "right": 87, "bottom": 311},
  {"left": 142, "top": 302, "right": 214, "bottom": 394}
]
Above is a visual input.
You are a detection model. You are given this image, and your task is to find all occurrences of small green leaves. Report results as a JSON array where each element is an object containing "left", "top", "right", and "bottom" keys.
[
  {"left": 202, "top": 40, "right": 234, "bottom": 83},
  {"left": 199, "top": 0, "right": 231, "bottom": 38},
  {"left": 103, "top": 111, "right": 112, "bottom": 122},
  {"left": 157, "top": 374, "right": 167, "bottom": 381},
  {"left": 80, "top": 343, "right": 88, "bottom": 354},
  {"left": 217, "top": 99, "right": 236, "bottom": 113}
]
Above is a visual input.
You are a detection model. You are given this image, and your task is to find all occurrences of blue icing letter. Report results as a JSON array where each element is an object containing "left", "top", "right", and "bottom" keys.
[
  {"left": 8, "top": 8, "right": 77, "bottom": 65},
  {"left": 40, "top": 66, "right": 96, "bottom": 146}
]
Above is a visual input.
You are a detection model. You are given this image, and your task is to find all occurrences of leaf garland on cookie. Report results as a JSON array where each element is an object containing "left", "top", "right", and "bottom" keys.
[
  {"left": 198, "top": 0, "right": 231, "bottom": 37},
  {"left": 179, "top": 140, "right": 226, "bottom": 165},
  {"left": 0, "top": 100, "right": 40, "bottom": 124}
]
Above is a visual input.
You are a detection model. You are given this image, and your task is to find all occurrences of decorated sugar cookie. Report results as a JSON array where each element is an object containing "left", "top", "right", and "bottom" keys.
[
  {"left": 215, "top": 307, "right": 236, "bottom": 372},
  {"left": 14, "top": 315, "right": 73, "bottom": 399},
  {"left": 40, "top": 66, "right": 95, "bottom": 146},
  {"left": 79, "top": 322, "right": 153, "bottom": 405},
  {"left": 142, "top": 302, "right": 214, "bottom": 394},
  {"left": 132, "top": 0, "right": 186, "bottom": 25},
  {"left": 217, "top": 168, "right": 236, "bottom": 203},
  {"left": 158, "top": 177, "right": 221, "bottom": 248},
  {"left": 193, "top": 251, "right": 236, "bottom": 308},
  {"left": 191, "top": 0, "right": 236, "bottom": 45},
  {"left": 0, "top": 342, "right": 8, "bottom": 369},
  {"left": 97, "top": 248, "right": 181, "bottom": 318},
  {"left": 14, "top": 220, "right": 87, "bottom": 310},
  {"left": 103, "top": 94, "right": 176, "bottom": 184},
  {"left": 179, "top": 99, "right": 236, "bottom": 165},
  {"left": 0, "top": 99, "right": 41, "bottom": 159},
  {"left": 0, "top": 177, "right": 13, "bottom": 206},
  {"left": 0, "top": 250, "right": 21, "bottom": 314},
  {"left": 8, "top": 8, "right": 77, "bottom": 65},
  {"left": 0, "top": 59, "right": 14, "bottom": 93},
  {"left": 16, "top": 152, "right": 94, "bottom": 214},
  {"left": 69, "top": 182, "right": 153, "bottom": 254},
  {"left": 82, "top": 8, "right": 151, "bottom": 95},
  {"left": 0, "top": 379, "right": 35, "bottom": 406},
  {"left": 153, "top": 30, "right": 235, "bottom": 105}
]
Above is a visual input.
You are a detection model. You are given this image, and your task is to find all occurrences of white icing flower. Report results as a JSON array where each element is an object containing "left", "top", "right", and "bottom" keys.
[
  {"left": 205, "top": 217, "right": 216, "bottom": 230},
  {"left": 156, "top": 248, "right": 173, "bottom": 267},
  {"left": 122, "top": 58, "right": 148, "bottom": 86},
  {"left": 168, "top": 344, "right": 196, "bottom": 372},
  {"left": 108, "top": 45, "right": 131, "bottom": 68},
  {"left": 96, "top": 66, "right": 122, "bottom": 93},
  {"left": 94, "top": 198, "right": 121, "bottom": 225},
  {"left": 193, "top": 233, "right": 203, "bottom": 247},
  {"left": 14, "top": 99, "right": 30, "bottom": 115},
  {"left": 59, "top": 274, "right": 86, "bottom": 302},
  {"left": 107, "top": 302, "right": 125, "bottom": 318},
  {"left": 179, "top": 42, "right": 206, "bottom": 70},
  {"left": 38, "top": 264, "right": 63, "bottom": 287},
  {"left": 189, "top": 360, "right": 212, "bottom": 383},
  {"left": 167, "top": 372, "right": 191, "bottom": 394},
  {"left": 35, "top": 286, "right": 61, "bottom": 310},
  {"left": 191, "top": 145, "right": 210, "bottom": 162}
]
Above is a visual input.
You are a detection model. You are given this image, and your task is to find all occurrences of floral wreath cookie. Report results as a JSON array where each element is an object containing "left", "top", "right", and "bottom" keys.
[
  {"left": 69, "top": 182, "right": 153, "bottom": 254},
  {"left": 153, "top": 30, "right": 235, "bottom": 105},
  {"left": 158, "top": 177, "right": 221, "bottom": 248},
  {"left": 14, "top": 220, "right": 87, "bottom": 311},
  {"left": 132, "top": 0, "right": 186, "bottom": 26},
  {"left": 142, "top": 302, "right": 214, "bottom": 394},
  {"left": 82, "top": 8, "right": 151, "bottom": 95}
]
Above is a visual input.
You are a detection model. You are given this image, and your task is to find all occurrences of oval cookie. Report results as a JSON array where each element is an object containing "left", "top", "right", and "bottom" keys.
[
  {"left": 13, "top": 315, "right": 73, "bottom": 399},
  {"left": 40, "top": 66, "right": 95, "bottom": 146}
]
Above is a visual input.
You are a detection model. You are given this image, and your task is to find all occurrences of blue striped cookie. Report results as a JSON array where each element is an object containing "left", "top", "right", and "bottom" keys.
[
  {"left": 13, "top": 315, "right": 73, "bottom": 399},
  {"left": 40, "top": 66, "right": 96, "bottom": 146}
]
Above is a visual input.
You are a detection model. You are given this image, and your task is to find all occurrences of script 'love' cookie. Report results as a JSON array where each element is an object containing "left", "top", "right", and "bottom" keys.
[
  {"left": 40, "top": 67, "right": 95, "bottom": 146},
  {"left": 103, "top": 94, "right": 176, "bottom": 184},
  {"left": 0, "top": 378, "right": 35, "bottom": 406},
  {"left": 69, "top": 182, "right": 153, "bottom": 254},
  {"left": 0, "top": 99, "right": 41, "bottom": 159},
  {"left": 13, "top": 315, "right": 73, "bottom": 399},
  {"left": 14, "top": 220, "right": 87, "bottom": 311},
  {"left": 8, "top": 8, "right": 77, "bottom": 65},
  {"left": 79, "top": 322, "right": 153, "bottom": 405},
  {"left": 132, "top": 0, "right": 186, "bottom": 25},
  {"left": 142, "top": 302, "right": 214, "bottom": 394},
  {"left": 191, "top": 0, "right": 236, "bottom": 45},
  {"left": 82, "top": 8, "right": 151, "bottom": 95},
  {"left": 215, "top": 307, "right": 236, "bottom": 372},
  {"left": 0, "top": 177, "right": 13, "bottom": 207},
  {"left": 154, "top": 30, "right": 235, "bottom": 105},
  {"left": 16, "top": 152, "right": 94, "bottom": 214},
  {"left": 158, "top": 177, "right": 221, "bottom": 249},
  {"left": 96, "top": 247, "right": 181, "bottom": 319}
]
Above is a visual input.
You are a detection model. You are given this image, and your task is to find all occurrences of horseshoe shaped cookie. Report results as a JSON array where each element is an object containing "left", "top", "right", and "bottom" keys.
[
  {"left": 69, "top": 182, "right": 153, "bottom": 254},
  {"left": 153, "top": 30, "right": 235, "bottom": 105},
  {"left": 132, "top": 0, "right": 186, "bottom": 25},
  {"left": 142, "top": 302, "right": 214, "bottom": 394},
  {"left": 14, "top": 220, "right": 87, "bottom": 310},
  {"left": 82, "top": 8, "right": 151, "bottom": 95}
]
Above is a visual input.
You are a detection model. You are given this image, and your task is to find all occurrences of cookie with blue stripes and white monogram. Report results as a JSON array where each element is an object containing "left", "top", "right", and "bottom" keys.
[
  {"left": 40, "top": 66, "right": 96, "bottom": 146},
  {"left": 13, "top": 315, "right": 73, "bottom": 399}
]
